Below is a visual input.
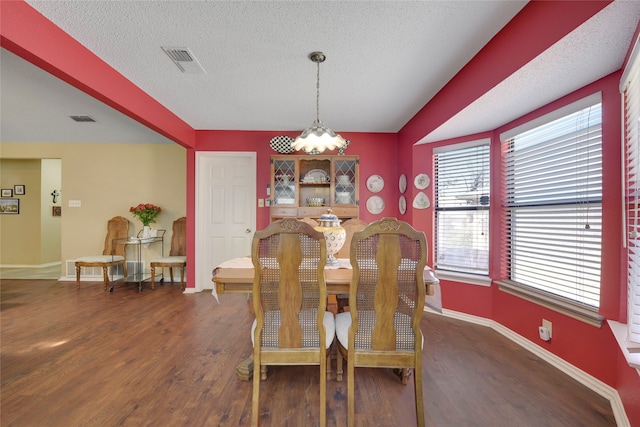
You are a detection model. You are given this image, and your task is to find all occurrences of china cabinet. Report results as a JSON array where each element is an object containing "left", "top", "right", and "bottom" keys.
[{"left": 270, "top": 155, "right": 359, "bottom": 221}]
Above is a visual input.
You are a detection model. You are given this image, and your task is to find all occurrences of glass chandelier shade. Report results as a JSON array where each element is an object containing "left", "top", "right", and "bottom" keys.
[{"left": 292, "top": 52, "right": 346, "bottom": 154}]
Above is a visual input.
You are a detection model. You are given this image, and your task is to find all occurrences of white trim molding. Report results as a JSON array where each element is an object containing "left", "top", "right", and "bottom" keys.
[{"left": 427, "top": 308, "right": 631, "bottom": 427}]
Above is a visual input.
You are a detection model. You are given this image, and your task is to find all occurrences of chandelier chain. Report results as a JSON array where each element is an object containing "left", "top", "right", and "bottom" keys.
[{"left": 316, "top": 59, "right": 320, "bottom": 123}]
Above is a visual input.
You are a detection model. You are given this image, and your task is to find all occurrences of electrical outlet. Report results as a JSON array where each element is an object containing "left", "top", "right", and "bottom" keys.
[
  {"left": 542, "top": 319, "right": 553, "bottom": 339},
  {"left": 258, "top": 199, "right": 264, "bottom": 207},
  {"left": 538, "top": 326, "right": 551, "bottom": 341}
]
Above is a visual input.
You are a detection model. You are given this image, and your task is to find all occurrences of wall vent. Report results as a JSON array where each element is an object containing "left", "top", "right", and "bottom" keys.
[
  {"left": 69, "top": 115, "right": 96, "bottom": 122},
  {"left": 66, "top": 260, "right": 144, "bottom": 280},
  {"left": 161, "top": 46, "right": 205, "bottom": 74}
]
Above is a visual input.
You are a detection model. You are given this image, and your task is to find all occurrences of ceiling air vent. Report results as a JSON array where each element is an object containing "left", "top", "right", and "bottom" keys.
[
  {"left": 69, "top": 115, "right": 96, "bottom": 122},
  {"left": 161, "top": 46, "right": 205, "bottom": 74}
]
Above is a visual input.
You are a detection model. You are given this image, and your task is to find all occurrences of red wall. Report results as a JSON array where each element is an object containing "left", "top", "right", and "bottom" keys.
[
  {"left": 4, "top": 0, "right": 638, "bottom": 422},
  {"left": 193, "top": 131, "right": 399, "bottom": 229},
  {"left": 407, "top": 73, "right": 640, "bottom": 424}
]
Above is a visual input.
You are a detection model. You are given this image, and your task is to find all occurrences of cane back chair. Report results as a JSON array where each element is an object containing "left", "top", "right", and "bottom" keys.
[
  {"left": 150, "top": 217, "right": 186, "bottom": 290},
  {"left": 335, "top": 217, "right": 428, "bottom": 427},
  {"left": 75, "top": 216, "right": 129, "bottom": 290},
  {"left": 250, "top": 218, "right": 335, "bottom": 427}
]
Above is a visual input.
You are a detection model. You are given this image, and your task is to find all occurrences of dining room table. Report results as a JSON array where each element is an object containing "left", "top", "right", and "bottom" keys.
[
  {"left": 211, "top": 256, "right": 441, "bottom": 310},
  {"left": 211, "top": 256, "right": 442, "bottom": 381}
]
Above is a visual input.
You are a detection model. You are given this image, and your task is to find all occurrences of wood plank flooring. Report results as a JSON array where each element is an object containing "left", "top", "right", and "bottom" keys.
[{"left": 1, "top": 279, "right": 616, "bottom": 426}]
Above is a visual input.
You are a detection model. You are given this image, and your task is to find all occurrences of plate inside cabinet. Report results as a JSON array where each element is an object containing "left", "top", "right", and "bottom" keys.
[
  {"left": 412, "top": 192, "right": 430, "bottom": 209},
  {"left": 366, "top": 175, "right": 384, "bottom": 193},
  {"left": 303, "top": 169, "right": 329, "bottom": 183},
  {"left": 414, "top": 173, "right": 430, "bottom": 190},
  {"left": 399, "top": 195, "right": 407, "bottom": 215},
  {"left": 399, "top": 174, "right": 407, "bottom": 194},
  {"left": 269, "top": 135, "right": 295, "bottom": 153},
  {"left": 366, "top": 195, "right": 385, "bottom": 214}
]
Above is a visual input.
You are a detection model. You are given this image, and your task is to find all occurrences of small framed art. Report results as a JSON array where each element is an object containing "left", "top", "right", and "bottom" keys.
[
  {"left": 1, "top": 189, "right": 13, "bottom": 197},
  {"left": 0, "top": 198, "right": 19, "bottom": 214},
  {"left": 14, "top": 185, "right": 25, "bottom": 195}
]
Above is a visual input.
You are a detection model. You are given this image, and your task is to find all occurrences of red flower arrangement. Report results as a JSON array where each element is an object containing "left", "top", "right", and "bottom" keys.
[{"left": 129, "top": 203, "right": 162, "bottom": 226}]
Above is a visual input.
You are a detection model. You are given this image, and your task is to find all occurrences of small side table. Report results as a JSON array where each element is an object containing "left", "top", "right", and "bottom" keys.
[{"left": 112, "top": 230, "right": 165, "bottom": 292}]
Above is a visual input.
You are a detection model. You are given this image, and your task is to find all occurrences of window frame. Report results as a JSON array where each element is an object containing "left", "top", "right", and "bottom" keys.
[
  {"left": 495, "top": 94, "right": 604, "bottom": 327},
  {"left": 433, "top": 139, "right": 491, "bottom": 278}
]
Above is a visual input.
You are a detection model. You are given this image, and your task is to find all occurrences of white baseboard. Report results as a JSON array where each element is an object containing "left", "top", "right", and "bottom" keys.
[
  {"left": 0, "top": 262, "right": 61, "bottom": 268},
  {"left": 435, "top": 308, "right": 630, "bottom": 427}
]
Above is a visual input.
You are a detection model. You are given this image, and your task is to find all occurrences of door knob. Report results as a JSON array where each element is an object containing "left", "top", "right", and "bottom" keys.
[{"left": 246, "top": 228, "right": 252, "bottom": 233}]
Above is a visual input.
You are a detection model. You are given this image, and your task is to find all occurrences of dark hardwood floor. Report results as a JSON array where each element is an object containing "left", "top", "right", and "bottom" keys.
[{"left": 1, "top": 279, "right": 616, "bottom": 426}]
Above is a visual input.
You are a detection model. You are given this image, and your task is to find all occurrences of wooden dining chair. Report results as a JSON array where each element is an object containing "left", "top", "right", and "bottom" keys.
[
  {"left": 250, "top": 218, "right": 334, "bottom": 427},
  {"left": 335, "top": 217, "right": 428, "bottom": 427},
  {"left": 75, "top": 216, "right": 129, "bottom": 290},
  {"left": 150, "top": 217, "right": 186, "bottom": 290}
]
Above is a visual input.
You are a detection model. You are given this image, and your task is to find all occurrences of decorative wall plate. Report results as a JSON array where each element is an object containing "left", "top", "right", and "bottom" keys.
[
  {"left": 399, "top": 195, "right": 407, "bottom": 215},
  {"left": 366, "top": 175, "right": 384, "bottom": 193},
  {"left": 399, "top": 174, "right": 407, "bottom": 194},
  {"left": 414, "top": 173, "right": 430, "bottom": 190},
  {"left": 366, "top": 195, "right": 385, "bottom": 214},
  {"left": 412, "top": 192, "right": 430, "bottom": 209},
  {"left": 269, "top": 135, "right": 295, "bottom": 153}
]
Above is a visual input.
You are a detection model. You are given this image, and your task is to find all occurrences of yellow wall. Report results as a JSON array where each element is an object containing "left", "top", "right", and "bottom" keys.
[
  {"left": 41, "top": 158, "right": 62, "bottom": 263},
  {"left": 0, "top": 158, "right": 42, "bottom": 264},
  {"left": 0, "top": 142, "right": 186, "bottom": 275}
]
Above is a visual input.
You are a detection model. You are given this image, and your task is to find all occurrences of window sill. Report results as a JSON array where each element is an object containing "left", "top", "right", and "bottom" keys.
[
  {"left": 607, "top": 320, "right": 640, "bottom": 370},
  {"left": 434, "top": 270, "right": 492, "bottom": 287},
  {"left": 495, "top": 280, "right": 604, "bottom": 328}
]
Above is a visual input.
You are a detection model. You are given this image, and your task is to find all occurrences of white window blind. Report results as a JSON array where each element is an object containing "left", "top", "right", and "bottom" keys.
[
  {"left": 623, "top": 40, "right": 640, "bottom": 351},
  {"left": 434, "top": 142, "right": 490, "bottom": 275},
  {"left": 503, "top": 102, "right": 603, "bottom": 308}
]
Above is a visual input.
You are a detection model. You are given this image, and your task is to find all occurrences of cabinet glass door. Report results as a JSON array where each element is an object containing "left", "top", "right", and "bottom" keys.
[
  {"left": 273, "top": 158, "right": 296, "bottom": 205},
  {"left": 334, "top": 158, "right": 357, "bottom": 204}
]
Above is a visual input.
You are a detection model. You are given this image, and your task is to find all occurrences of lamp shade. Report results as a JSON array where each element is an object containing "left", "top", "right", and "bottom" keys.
[{"left": 292, "top": 120, "right": 346, "bottom": 154}]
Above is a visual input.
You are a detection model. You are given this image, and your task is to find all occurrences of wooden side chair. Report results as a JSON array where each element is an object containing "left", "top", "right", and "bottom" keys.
[
  {"left": 150, "top": 217, "right": 186, "bottom": 290},
  {"left": 75, "top": 216, "right": 129, "bottom": 290},
  {"left": 250, "top": 218, "right": 334, "bottom": 427},
  {"left": 335, "top": 218, "right": 428, "bottom": 427}
]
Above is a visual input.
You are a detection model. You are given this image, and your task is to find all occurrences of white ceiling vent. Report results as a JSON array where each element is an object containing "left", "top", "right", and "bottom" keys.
[
  {"left": 161, "top": 46, "right": 205, "bottom": 74},
  {"left": 69, "top": 115, "right": 96, "bottom": 122}
]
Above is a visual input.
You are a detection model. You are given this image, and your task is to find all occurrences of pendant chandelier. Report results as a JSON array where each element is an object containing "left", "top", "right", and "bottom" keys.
[{"left": 291, "top": 51, "right": 346, "bottom": 154}]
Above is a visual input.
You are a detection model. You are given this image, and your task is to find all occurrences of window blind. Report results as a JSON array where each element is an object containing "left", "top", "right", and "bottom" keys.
[
  {"left": 503, "top": 102, "right": 603, "bottom": 308},
  {"left": 624, "top": 42, "right": 640, "bottom": 350},
  {"left": 434, "top": 143, "right": 490, "bottom": 275}
]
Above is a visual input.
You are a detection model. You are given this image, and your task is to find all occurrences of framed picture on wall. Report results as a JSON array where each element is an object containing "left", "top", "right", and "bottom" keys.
[
  {"left": 0, "top": 198, "right": 19, "bottom": 214},
  {"left": 1, "top": 189, "right": 12, "bottom": 197},
  {"left": 14, "top": 185, "right": 25, "bottom": 195}
]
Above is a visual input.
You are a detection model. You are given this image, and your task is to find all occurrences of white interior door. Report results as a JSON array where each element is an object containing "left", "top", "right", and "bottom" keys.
[{"left": 196, "top": 152, "right": 256, "bottom": 291}]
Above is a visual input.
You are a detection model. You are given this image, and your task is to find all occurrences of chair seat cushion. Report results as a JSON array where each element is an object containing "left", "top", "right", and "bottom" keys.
[
  {"left": 252, "top": 310, "right": 335, "bottom": 349},
  {"left": 75, "top": 255, "right": 124, "bottom": 263},
  {"left": 336, "top": 311, "right": 423, "bottom": 350},
  {"left": 150, "top": 256, "right": 186, "bottom": 264}
]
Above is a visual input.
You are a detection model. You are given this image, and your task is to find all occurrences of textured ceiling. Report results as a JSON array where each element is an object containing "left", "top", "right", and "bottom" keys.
[{"left": 1, "top": 1, "right": 639, "bottom": 144}]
